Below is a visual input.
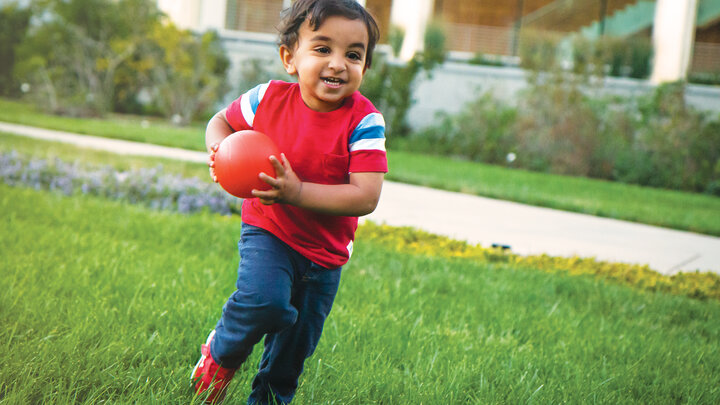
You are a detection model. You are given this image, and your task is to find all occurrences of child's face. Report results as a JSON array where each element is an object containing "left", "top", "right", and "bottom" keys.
[{"left": 280, "top": 15, "right": 369, "bottom": 112}]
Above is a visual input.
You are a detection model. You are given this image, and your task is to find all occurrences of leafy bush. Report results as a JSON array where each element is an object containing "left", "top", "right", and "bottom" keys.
[
  {"left": 235, "top": 57, "right": 292, "bottom": 94},
  {"left": 688, "top": 71, "right": 720, "bottom": 86},
  {"left": 608, "top": 83, "right": 720, "bottom": 194},
  {"left": 514, "top": 77, "right": 606, "bottom": 176},
  {"left": 135, "top": 26, "right": 230, "bottom": 125},
  {"left": 14, "top": 0, "right": 161, "bottom": 117},
  {"left": 404, "top": 93, "right": 517, "bottom": 164},
  {"left": 361, "top": 55, "right": 423, "bottom": 137},
  {"left": 0, "top": 3, "right": 31, "bottom": 97},
  {"left": 415, "top": 80, "right": 720, "bottom": 194},
  {"left": 410, "top": 29, "right": 719, "bottom": 195},
  {"left": 519, "top": 30, "right": 563, "bottom": 74},
  {"left": 571, "top": 35, "right": 652, "bottom": 79},
  {"left": 387, "top": 24, "right": 404, "bottom": 58},
  {"left": 468, "top": 53, "right": 506, "bottom": 67},
  {"left": 12, "top": 0, "right": 229, "bottom": 125},
  {"left": 361, "top": 21, "right": 446, "bottom": 137}
]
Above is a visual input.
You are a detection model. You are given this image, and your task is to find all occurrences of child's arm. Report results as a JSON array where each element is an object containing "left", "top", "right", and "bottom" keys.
[
  {"left": 205, "top": 109, "right": 234, "bottom": 182},
  {"left": 254, "top": 154, "right": 383, "bottom": 217}
]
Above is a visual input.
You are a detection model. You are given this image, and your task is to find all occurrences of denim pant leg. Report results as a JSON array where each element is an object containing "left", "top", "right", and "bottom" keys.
[
  {"left": 248, "top": 262, "right": 342, "bottom": 405},
  {"left": 210, "top": 225, "right": 301, "bottom": 369}
]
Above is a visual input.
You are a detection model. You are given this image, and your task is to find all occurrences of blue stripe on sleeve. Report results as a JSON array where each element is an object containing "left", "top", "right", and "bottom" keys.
[
  {"left": 351, "top": 126, "right": 385, "bottom": 142},
  {"left": 247, "top": 85, "right": 261, "bottom": 114},
  {"left": 240, "top": 82, "right": 270, "bottom": 127},
  {"left": 349, "top": 113, "right": 385, "bottom": 144}
]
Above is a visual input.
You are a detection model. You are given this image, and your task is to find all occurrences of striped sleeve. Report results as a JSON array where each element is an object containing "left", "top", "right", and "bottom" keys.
[
  {"left": 225, "top": 81, "right": 271, "bottom": 130},
  {"left": 348, "top": 112, "right": 388, "bottom": 173}
]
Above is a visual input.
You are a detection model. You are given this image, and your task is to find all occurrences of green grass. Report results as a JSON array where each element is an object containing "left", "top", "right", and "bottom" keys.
[
  {"left": 0, "top": 98, "right": 205, "bottom": 151},
  {"left": 0, "top": 132, "right": 210, "bottom": 181},
  {"left": 2, "top": 96, "right": 720, "bottom": 236},
  {"left": 2, "top": 184, "right": 720, "bottom": 404},
  {"left": 387, "top": 150, "right": 720, "bottom": 236}
]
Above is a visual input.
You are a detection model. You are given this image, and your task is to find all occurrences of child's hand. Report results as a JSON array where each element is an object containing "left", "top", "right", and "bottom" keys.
[
  {"left": 207, "top": 143, "right": 219, "bottom": 183},
  {"left": 253, "top": 153, "right": 303, "bottom": 206}
]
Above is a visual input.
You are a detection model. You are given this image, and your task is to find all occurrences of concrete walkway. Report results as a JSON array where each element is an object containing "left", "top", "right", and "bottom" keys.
[{"left": 2, "top": 121, "right": 719, "bottom": 275}]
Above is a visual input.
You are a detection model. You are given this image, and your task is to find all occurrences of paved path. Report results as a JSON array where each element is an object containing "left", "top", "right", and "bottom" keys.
[{"left": 3, "top": 121, "right": 719, "bottom": 275}]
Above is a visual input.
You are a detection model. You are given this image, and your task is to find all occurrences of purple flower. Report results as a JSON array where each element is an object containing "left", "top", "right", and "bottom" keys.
[{"left": 1, "top": 151, "right": 241, "bottom": 216}]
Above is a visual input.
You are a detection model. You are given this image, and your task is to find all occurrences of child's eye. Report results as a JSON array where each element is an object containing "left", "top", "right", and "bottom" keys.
[
  {"left": 315, "top": 47, "right": 330, "bottom": 54},
  {"left": 347, "top": 52, "right": 362, "bottom": 61}
]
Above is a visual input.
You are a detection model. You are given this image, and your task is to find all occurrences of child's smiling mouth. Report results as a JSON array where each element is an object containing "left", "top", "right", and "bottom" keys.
[{"left": 322, "top": 77, "right": 346, "bottom": 88}]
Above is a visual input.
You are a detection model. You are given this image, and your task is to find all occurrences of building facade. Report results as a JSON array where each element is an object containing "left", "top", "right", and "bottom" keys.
[{"left": 157, "top": 0, "right": 720, "bottom": 82}]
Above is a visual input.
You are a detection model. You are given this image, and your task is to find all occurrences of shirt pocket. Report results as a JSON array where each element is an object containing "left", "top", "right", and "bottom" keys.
[
  {"left": 292, "top": 153, "right": 348, "bottom": 185},
  {"left": 320, "top": 153, "right": 349, "bottom": 185}
]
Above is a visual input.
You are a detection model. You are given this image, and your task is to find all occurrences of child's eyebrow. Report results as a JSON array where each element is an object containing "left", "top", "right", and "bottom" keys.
[
  {"left": 310, "top": 35, "right": 366, "bottom": 50},
  {"left": 348, "top": 42, "right": 366, "bottom": 51}
]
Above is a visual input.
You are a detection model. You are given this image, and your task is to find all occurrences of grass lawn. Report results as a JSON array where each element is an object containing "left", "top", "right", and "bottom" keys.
[
  {"left": 0, "top": 132, "right": 209, "bottom": 181},
  {"left": 0, "top": 98, "right": 205, "bottom": 151},
  {"left": 387, "top": 150, "right": 720, "bottom": 236},
  {"left": 2, "top": 97, "right": 720, "bottom": 236},
  {"left": 2, "top": 184, "right": 719, "bottom": 404}
]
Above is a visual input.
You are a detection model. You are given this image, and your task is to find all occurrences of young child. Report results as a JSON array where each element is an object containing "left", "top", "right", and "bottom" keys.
[{"left": 191, "top": 0, "right": 386, "bottom": 403}]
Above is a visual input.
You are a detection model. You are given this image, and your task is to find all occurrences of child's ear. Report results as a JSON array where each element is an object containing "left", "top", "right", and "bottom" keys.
[{"left": 279, "top": 45, "right": 297, "bottom": 76}]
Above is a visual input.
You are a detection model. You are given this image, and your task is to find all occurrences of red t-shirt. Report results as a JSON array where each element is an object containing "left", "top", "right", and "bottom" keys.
[{"left": 225, "top": 80, "right": 388, "bottom": 268}]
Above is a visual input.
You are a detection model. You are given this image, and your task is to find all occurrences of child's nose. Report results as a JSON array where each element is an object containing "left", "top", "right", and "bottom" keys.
[{"left": 327, "top": 54, "right": 346, "bottom": 71}]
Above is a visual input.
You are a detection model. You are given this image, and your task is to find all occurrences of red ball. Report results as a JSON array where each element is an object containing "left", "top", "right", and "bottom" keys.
[{"left": 214, "top": 130, "right": 280, "bottom": 198}]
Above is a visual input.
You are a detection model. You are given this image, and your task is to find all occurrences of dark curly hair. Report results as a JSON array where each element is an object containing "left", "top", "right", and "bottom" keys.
[{"left": 277, "top": 0, "right": 380, "bottom": 70}]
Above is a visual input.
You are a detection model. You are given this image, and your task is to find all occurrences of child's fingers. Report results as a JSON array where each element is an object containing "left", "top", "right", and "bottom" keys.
[
  {"left": 251, "top": 188, "right": 277, "bottom": 205},
  {"left": 280, "top": 153, "right": 292, "bottom": 169},
  {"left": 269, "top": 155, "right": 285, "bottom": 176},
  {"left": 207, "top": 145, "right": 217, "bottom": 168},
  {"left": 258, "top": 172, "right": 279, "bottom": 187}
]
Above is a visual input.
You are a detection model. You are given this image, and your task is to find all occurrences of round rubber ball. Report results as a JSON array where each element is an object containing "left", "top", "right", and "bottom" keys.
[{"left": 214, "top": 130, "right": 280, "bottom": 198}]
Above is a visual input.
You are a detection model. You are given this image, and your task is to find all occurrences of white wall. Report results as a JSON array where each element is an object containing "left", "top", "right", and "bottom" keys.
[
  {"left": 198, "top": 0, "right": 228, "bottom": 32},
  {"left": 390, "top": 0, "right": 434, "bottom": 60},
  {"left": 157, "top": 0, "right": 200, "bottom": 30},
  {"left": 651, "top": 0, "right": 699, "bottom": 84}
]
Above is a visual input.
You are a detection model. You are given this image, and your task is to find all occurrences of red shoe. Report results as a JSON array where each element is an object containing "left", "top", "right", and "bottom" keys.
[{"left": 191, "top": 330, "right": 237, "bottom": 404}]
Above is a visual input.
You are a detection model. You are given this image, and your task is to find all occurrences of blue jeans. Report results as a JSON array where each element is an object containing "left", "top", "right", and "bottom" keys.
[{"left": 210, "top": 224, "right": 342, "bottom": 405}]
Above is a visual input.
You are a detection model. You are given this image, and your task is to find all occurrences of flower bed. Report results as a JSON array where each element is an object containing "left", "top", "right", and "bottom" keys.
[{"left": 0, "top": 151, "right": 240, "bottom": 216}]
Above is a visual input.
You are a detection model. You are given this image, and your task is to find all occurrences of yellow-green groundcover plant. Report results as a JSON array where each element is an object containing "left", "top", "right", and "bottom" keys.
[{"left": 358, "top": 222, "right": 720, "bottom": 301}]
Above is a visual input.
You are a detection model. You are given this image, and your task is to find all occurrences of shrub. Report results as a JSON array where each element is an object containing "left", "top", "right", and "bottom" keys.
[
  {"left": 514, "top": 79, "right": 605, "bottom": 175},
  {"left": 405, "top": 92, "right": 517, "bottom": 164},
  {"left": 519, "top": 29, "right": 562, "bottom": 74},
  {"left": 361, "top": 54, "right": 423, "bottom": 137},
  {"left": 235, "top": 57, "right": 292, "bottom": 94},
  {"left": 411, "top": 32, "right": 719, "bottom": 194},
  {"left": 572, "top": 35, "right": 652, "bottom": 79},
  {"left": 387, "top": 24, "right": 404, "bottom": 58},
  {"left": 14, "top": 0, "right": 161, "bottom": 117},
  {"left": 361, "top": 21, "right": 446, "bottom": 138},
  {"left": 0, "top": 3, "right": 31, "bottom": 97},
  {"left": 613, "top": 82, "right": 720, "bottom": 194},
  {"left": 138, "top": 26, "right": 231, "bottom": 126},
  {"left": 689, "top": 71, "right": 720, "bottom": 86}
]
